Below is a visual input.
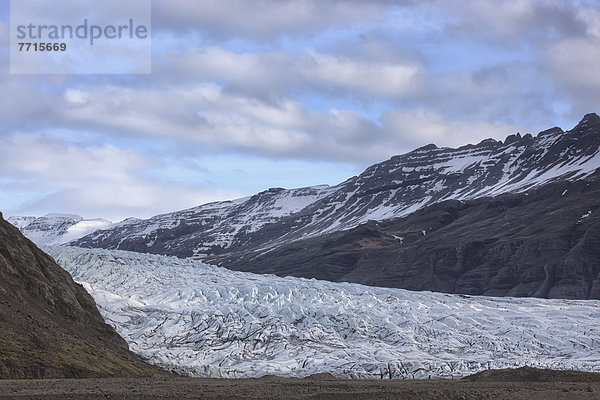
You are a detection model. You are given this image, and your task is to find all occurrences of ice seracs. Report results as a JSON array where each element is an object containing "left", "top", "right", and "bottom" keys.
[{"left": 46, "top": 246, "right": 600, "bottom": 379}]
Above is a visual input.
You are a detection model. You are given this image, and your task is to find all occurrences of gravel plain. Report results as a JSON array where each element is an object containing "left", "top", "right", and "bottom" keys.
[{"left": 2, "top": 368, "right": 600, "bottom": 400}]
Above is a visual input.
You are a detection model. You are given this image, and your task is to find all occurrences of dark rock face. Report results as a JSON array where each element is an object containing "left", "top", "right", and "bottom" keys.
[
  {"left": 71, "top": 114, "right": 600, "bottom": 262},
  {"left": 214, "top": 177, "right": 600, "bottom": 299},
  {"left": 0, "top": 212, "right": 160, "bottom": 379}
]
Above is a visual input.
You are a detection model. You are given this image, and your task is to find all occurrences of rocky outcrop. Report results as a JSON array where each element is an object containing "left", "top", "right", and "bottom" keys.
[
  {"left": 0, "top": 212, "right": 161, "bottom": 379},
  {"left": 214, "top": 176, "right": 600, "bottom": 299}
]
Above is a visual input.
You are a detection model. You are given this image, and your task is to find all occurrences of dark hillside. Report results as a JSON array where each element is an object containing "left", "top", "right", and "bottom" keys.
[
  {"left": 0, "top": 212, "right": 160, "bottom": 378},
  {"left": 215, "top": 175, "right": 600, "bottom": 299}
]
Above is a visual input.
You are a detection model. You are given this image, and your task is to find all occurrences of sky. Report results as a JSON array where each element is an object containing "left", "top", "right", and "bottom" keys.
[{"left": 1, "top": 0, "right": 599, "bottom": 221}]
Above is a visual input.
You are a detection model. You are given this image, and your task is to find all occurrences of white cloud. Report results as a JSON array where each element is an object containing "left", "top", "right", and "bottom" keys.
[
  {"left": 0, "top": 134, "right": 243, "bottom": 220},
  {"left": 55, "top": 83, "right": 378, "bottom": 160},
  {"left": 304, "top": 51, "right": 421, "bottom": 97},
  {"left": 576, "top": 7, "right": 600, "bottom": 38},
  {"left": 51, "top": 83, "right": 521, "bottom": 165},
  {"left": 2, "top": 0, "right": 598, "bottom": 220},
  {"left": 152, "top": 0, "right": 389, "bottom": 39},
  {"left": 458, "top": 0, "right": 536, "bottom": 36},
  {"left": 0, "top": 134, "right": 148, "bottom": 181},
  {"left": 549, "top": 38, "right": 600, "bottom": 87},
  {"left": 159, "top": 47, "right": 293, "bottom": 93},
  {"left": 381, "top": 108, "right": 519, "bottom": 150},
  {"left": 546, "top": 37, "right": 600, "bottom": 110},
  {"left": 154, "top": 46, "right": 422, "bottom": 99},
  {"left": 64, "top": 89, "right": 91, "bottom": 105}
]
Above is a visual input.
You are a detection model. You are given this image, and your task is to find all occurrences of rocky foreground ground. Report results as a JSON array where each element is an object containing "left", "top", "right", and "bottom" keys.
[{"left": 2, "top": 367, "right": 600, "bottom": 400}]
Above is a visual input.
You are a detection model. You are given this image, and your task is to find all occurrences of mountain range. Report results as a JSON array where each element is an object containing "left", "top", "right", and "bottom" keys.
[
  {"left": 10, "top": 113, "right": 600, "bottom": 299},
  {"left": 4, "top": 113, "right": 600, "bottom": 380},
  {"left": 70, "top": 113, "right": 600, "bottom": 258}
]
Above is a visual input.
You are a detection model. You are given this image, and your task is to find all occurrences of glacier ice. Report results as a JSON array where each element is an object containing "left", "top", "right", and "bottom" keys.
[{"left": 45, "top": 246, "right": 600, "bottom": 379}]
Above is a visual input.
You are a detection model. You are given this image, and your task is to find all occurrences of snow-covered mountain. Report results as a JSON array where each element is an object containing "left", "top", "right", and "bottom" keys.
[
  {"left": 217, "top": 177, "right": 600, "bottom": 299},
  {"left": 45, "top": 245, "right": 600, "bottom": 379},
  {"left": 7, "top": 213, "right": 112, "bottom": 245},
  {"left": 75, "top": 185, "right": 338, "bottom": 258},
  {"left": 73, "top": 113, "right": 600, "bottom": 259}
]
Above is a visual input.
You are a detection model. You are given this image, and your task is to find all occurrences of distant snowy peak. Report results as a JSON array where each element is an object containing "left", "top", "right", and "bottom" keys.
[
  {"left": 7, "top": 216, "right": 37, "bottom": 229},
  {"left": 73, "top": 113, "right": 600, "bottom": 258},
  {"left": 77, "top": 184, "right": 336, "bottom": 257},
  {"left": 8, "top": 213, "right": 113, "bottom": 246},
  {"left": 347, "top": 112, "right": 600, "bottom": 211}
]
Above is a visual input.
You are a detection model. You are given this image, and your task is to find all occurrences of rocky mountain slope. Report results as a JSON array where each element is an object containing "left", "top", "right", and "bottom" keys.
[
  {"left": 45, "top": 245, "right": 600, "bottom": 379},
  {"left": 71, "top": 113, "right": 600, "bottom": 261},
  {"left": 0, "top": 212, "right": 159, "bottom": 379},
  {"left": 215, "top": 175, "right": 600, "bottom": 299},
  {"left": 7, "top": 213, "right": 112, "bottom": 246}
]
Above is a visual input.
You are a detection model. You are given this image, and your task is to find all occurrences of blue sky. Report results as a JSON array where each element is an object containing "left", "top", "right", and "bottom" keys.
[{"left": 1, "top": 0, "right": 599, "bottom": 221}]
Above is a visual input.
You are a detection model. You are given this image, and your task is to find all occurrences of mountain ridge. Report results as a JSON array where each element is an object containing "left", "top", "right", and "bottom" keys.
[{"left": 66, "top": 113, "right": 600, "bottom": 261}]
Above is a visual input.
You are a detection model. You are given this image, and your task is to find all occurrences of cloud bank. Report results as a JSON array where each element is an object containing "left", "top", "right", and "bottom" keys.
[{"left": 2, "top": 0, "right": 598, "bottom": 220}]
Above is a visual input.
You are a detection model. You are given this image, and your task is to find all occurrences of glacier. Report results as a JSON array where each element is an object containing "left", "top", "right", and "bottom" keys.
[
  {"left": 45, "top": 245, "right": 600, "bottom": 379},
  {"left": 8, "top": 214, "right": 113, "bottom": 245}
]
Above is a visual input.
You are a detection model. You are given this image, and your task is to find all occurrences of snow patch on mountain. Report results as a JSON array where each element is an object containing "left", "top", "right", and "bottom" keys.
[
  {"left": 7, "top": 216, "right": 36, "bottom": 229},
  {"left": 45, "top": 246, "right": 600, "bottom": 379},
  {"left": 8, "top": 214, "right": 113, "bottom": 245}
]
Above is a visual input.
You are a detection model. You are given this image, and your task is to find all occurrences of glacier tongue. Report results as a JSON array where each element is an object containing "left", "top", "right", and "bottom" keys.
[{"left": 46, "top": 246, "right": 600, "bottom": 379}]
